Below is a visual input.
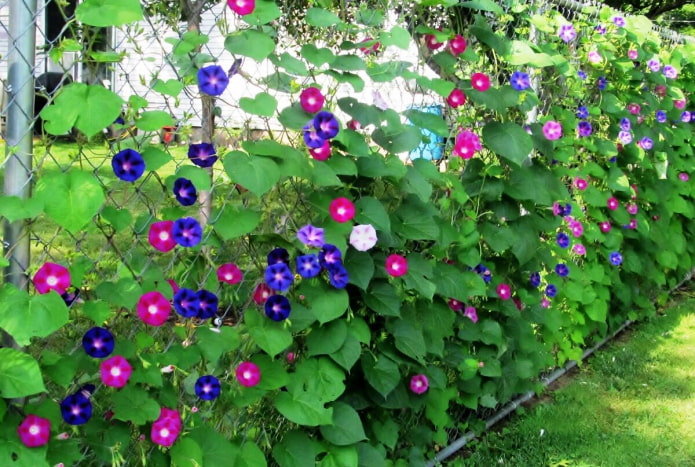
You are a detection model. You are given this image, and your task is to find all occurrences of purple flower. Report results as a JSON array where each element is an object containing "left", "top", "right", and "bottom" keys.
[
  {"left": 172, "top": 217, "right": 203, "bottom": 247},
  {"left": 647, "top": 58, "right": 660, "bottom": 72},
  {"left": 327, "top": 263, "right": 349, "bottom": 289},
  {"left": 577, "top": 121, "right": 593, "bottom": 137},
  {"left": 173, "top": 178, "right": 197, "bottom": 206},
  {"left": 82, "top": 327, "right": 115, "bottom": 359},
  {"left": 620, "top": 118, "right": 631, "bottom": 131},
  {"left": 609, "top": 252, "right": 623, "bottom": 266},
  {"left": 557, "top": 232, "right": 570, "bottom": 248},
  {"left": 473, "top": 264, "right": 492, "bottom": 283},
  {"left": 112, "top": 149, "right": 146, "bottom": 182},
  {"left": 510, "top": 71, "right": 530, "bottom": 91},
  {"left": 297, "top": 224, "right": 325, "bottom": 248},
  {"left": 228, "top": 58, "right": 243, "bottom": 78},
  {"left": 195, "top": 375, "right": 221, "bottom": 400},
  {"left": 555, "top": 263, "right": 569, "bottom": 277},
  {"left": 618, "top": 130, "right": 633, "bottom": 145},
  {"left": 296, "top": 254, "right": 321, "bottom": 279},
  {"left": 639, "top": 137, "right": 653, "bottom": 150},
  {"left": 681, "top": 111, "right": 692, "bottom": 123},
  {"left": 595, "top": 24, "right": 607, "bottom": 35},
  {"left": 173, "top": 288, "right": 200, "bottom": 318},
  {"left": 196, "top": 289, "right": 218, "bottom": 319},
  {"left": 313, "top": 111, "right": 340, "bottom": 140},
  {"left": 577, "top": 70, "right": 587, "bottom": 80},
  {"left": 612, "top": 16, "right": 625, "bottom": 27},
  {"left": 656, "top": 110, "right": 667, "bottom": 123},
  {"left": 597, "top": 76, "right": 607, "bottom": 91},
  {"left": 197, "top": 65, "right": 229, "bottom": 96},
  {"left": 265, "top": 294, "right": 291, "bottom": 321},
  {"left": 663, "top": 65, "right": 677, "bottom": 79},
  {"left": 545, "top": 284, "right": 558, "bottom": 298},
  {"left": 303, "top": 125, "right": 326, "bottom": 149},
  {"left": 464, "top": 306, "right": 478, "bottom": 323},
  {"left": 576, "top": 106, "right": 589, "bottom": 119},
  {"left": 530, "top": 272, "right": 541, "bottom": 287},
  {"left": 265, "top": 263, "right": 293, "bottom": 291},
  {"left": 558, "top": 24, "right": 576, "bottom": 42},
  {"left": 319, "top": 244, "right": 342, "bottom": 269},
  {"left": 60, "top": 392, "right": 93, "bottom": 425},
  {"left": 188, "top": 143, "right": 217, "bottom": 168},
  {"left": 267, "top": 248, "right": 290, "bottom": 265}
]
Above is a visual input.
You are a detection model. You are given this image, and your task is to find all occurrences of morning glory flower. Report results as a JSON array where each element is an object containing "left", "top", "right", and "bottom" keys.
[
  {"left": 297, "top": 224, "right": 325, "bottom": 248},
  {"left": 187, "top": 143, "right": 217, "bottom": 168},
  {"left": 195, "top": 375, "right": 221, "bottom": 400},
  {"left": 82, "top": 327, "right": 115, "bottom": 359},
  {"left": 172, "top": 217, "right": 203, "bottom": 247},
  {"left": 197, "top": 65, "right": 229, "bottom": 96},
  {"left": 60, "top": 392, "right": 93, "bottom": 425},
  {"left": 173, "top": 178, "right": 197, "bottom": 206},
  {"left": 265, "top": 294, "right": 291, "bottom": 321},
  {"left": 510, "top": 71, "right": 531, "bottom": 91},
  {"left": 296, "top": 254, "right": 321, "bottom": 279},
  {"left": 265, "top": 263, "right": 293, "bottom": 291},
  {"left": 609, "top": 252, "right": 623, "bottom": 266},
  {"left": 112, "top": 149, "right": 146, "bottom": 182},
  {"left": 313, "top": 111, "right": 339, "bottom": 140},
  {"left": 558, "top": 24, "right": 576, "bottom": 42}
]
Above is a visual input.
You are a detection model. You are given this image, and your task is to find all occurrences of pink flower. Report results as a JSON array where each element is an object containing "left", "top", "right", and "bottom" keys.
[
  {"left": 286, "top": 352, "right": 296, "bottom": 364},
  {"left": 496, "top": 283, "right": 511, "bottom": 300},
  {"left": 329, "top": 197, "right": 355, "bottom": 223},
  {"left": 359, "top": 37, "right": 380, "bottom": 55},
  {"left": 136, "top": 291, "right": 171, "bottom": 326},
  {"left": 569, "top": 221, "right": 584, "bottom": 237},
  {"left": 678, "top": 172, "right": 689, "bottom": 182},
  {"left": 674, "top": 99, "right": 686, "bottom": 110},
  {"left": 446, "top": 89, "right": 466, "bottom": 108},
  {"left": 607, "top": 197, "right": 619, "bottom": 210},
  {"left": 471, "top": 73, "right": 490, "bottom": 91},
  {"left": 33, "top": 262, "right": 70, "bottom": 295},
  {"left": 217, "top": 263, "right": 243, "bottom": 285},
  {"left": 572, "top": 244, "right": 586, "bottom": 255},
  {"left": 410, "top": 374, "right": 429, "bottom": 394},
  {"left": 151, "top": 419, "right": 180, "bottom": 447},
  {"left": 347, "top": 119, "right": 361, "bottom": 130},
  {"left": 236, "top": 361, "right": 261, "bottom": 387},
  {"left": 574, "top": 178, "right": 588, "bottom": 190},
  {"left": 448, "top": 298, "right": 464, "bottom": 312},
  {"left": 627, "top": 103, "right": 641, "bottom": 115},
  {"left": 464, "top": 306, "right": 478, "bottom": 323},
  {"left": 627, "top": 218, "right": 637, "bottom": 229},
  {"left": 626, "top": 203, "right": 638, "bottom": 215},
  {"left": 299, "top": 87, "right": 324, "bottom": 113},
  {"left": 424, "top": 33, "right": 443, "bottom": 50},
  {"left": 148, "top": 220, "right": 177, "bottom": 252},
  {"left": 309, "top": 140, "right": 332, "bottom": 161},
  {"left": 227, "top": 0, "right": 255, "bottom": 15},
  {"left": 349, "top": 224, "right": 378, "bottom": 251},
  {"left": 654, "top": 85, "right": 667, "bottom": 97},
  {"left": 599, "top": 221, "right": 612, "bottom": 233},
  {"left": 587, "top": 50, "right": 602, "bottom": 64},
  {"left": 449, "top": 34, "right": 467, "bottom": 56},
  {"left": 542, "top": 121, "right": 563, "bottom": 140},
  {"left": 100, "top": 355, "right": 132, "bottom": 388},
  {"left": 253, "top": 283, "right": 271, "bottom": 305},
  {"left": 628, "top": 49, "right": 638, "bottom": 60},
  {"left": 385, "top": 254, "right": 408, "bottom": 277},
  {"left": 157, "top": 408, "right": 182, "bottom": 430},
  {"left": 541, "top": 298, "right": 550, "bottom": 308},
  {"left": 452, "top": 129, "right": 482, "bottom": 159},
  {"left": 17, "top": 414, "right": 51, "bottom": 447}
]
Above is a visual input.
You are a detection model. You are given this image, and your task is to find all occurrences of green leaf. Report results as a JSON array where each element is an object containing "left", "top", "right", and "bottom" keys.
[
  {"left": 278, "top": 103, "right": 313, "bottom": 131},
  {"left": 240, "top": 92, "right": 278, "bottom": 118},
  {"left": 246, "top": 310, "right": 292, "bottom": 357},
  {"left": 364, "top": 280, "right": 401, "bottom": 317},
  {"left": 40, "top": 83, "right": 124, "bottom": 138},
  {"left": 0, "top": 348, "right": 46, "bottom": 398},
  {"left": 361, "top": 354, "right": 400, "bottom": 398},
  {"left": 83, "top": 300, "right": 113, "bottom": 324},
  {"left": 306, "top": 7, "right": 342, "bottom": 27},
  {"left": 242, "top": 0, "right": 282, "bottom": 25},
  {"left": 112, "top": 387, "right": 160, "bottom": 424},
  {"left": 372, "top": 126, "right": 422, "bottom": 153},
  {"left": 275, "top": 391, "right": 333, "bottom": 426},
  {"left": 272, "top": 430, "right": 319, "bottom": 467},
  {"left": 344, "top": 250, "right": 375, "bottom": 290},
  {"left": 301, "top": 44, "right": 336, "bottom": 67},
  {"left": 189, "top": 426, "right": 241, "bottom": 467},
  {"left": 0, "top": 196, "right": 44, "bottom": 222},
  {"left": 76, "top": 0, "right": 143, "bottom": 27},
  {"left": 135, "top": 110, "right": 173, "bottom": 131},
  {"left": 405, "top": 108, "right": 449, "bottom": 138},
  {"left": 270, "top": 52, "right": 309, "bottom": 76},
  {"left": 212, "top": 207, "right": 261, "bottom": 240},
  {"left": 379, "top": 26, "right": 411, "bottom": 49},
  {"left": 372, "top": 417, "right": 399, "bottom": 449},
  {"left": 0, "top": 285, "right": 69, "bottom": 346},
  {"left": 304, "top": 285, "right": 349, "bottom": 324},
  {"left": 141, "top": 146, "right": 172, "bottom": 171},
  {"left": 482, "top": 122, "right": 533, "bottom": 166},
  {"left": 459, "top": 0, "right": 504, "bottom": 14},
  {"left": 175, "top": 165, "right": 212, "bottom": 190},
  {"left": 223, "top": 151, "right": 281, "bottom": 196},
  {"left": 101, "top": 206, "right": 132, "bottom": 232},
  {"left": 331, "top": 55, "right": 367, "bottom": 72},
  {"left": 195, "top": 327, "right": 240, "bottom": 365},
  {"left": 152, "top": 78, "right": 184, "bottom": 97},
  {"left": 323, "top": 70, "right": 365, "bottom": 92},
  {"left": 170, "top": 438, "right": 204, "bottom": 467},
  {"left": 391, "top": 319, "right": 427, "bottom": 361},
  {"left": 35, "top": 170, "right": 105, "bottom": 233},
  {"left": 307, "top": 320, "right": 348, "bottom": 356},
  {"left": 225, "top": 30, "right": 276, "bottom": 61},
  {"left": 320, "top": 402, "right": 367, "bottom": 445},
  {"left": 585, "top": 300, "right": 608, "bottom": 322},
  {"left": 355, "top": 197, "right": 391, "bottom": 232},
  {"left": 238, "top": 442, "right": 267, "bottom": 467},
  {"left": 96, "top": 277, "right": 142, "bottom": 309},
  {"left": 330, "top": 335, "right": 362, "bottom": 371}
]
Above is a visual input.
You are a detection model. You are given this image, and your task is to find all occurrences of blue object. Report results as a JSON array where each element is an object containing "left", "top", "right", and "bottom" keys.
[{"left": 408, "top": 105, "right": 444, "bottom": 161}]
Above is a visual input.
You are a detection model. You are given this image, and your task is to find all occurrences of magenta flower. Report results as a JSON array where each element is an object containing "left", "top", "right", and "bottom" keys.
[
  {"left": 33, "top": 262, "right": 70, "bottom": 295},
  {"left": 253, "top": 283, "right": 271, "bottom": 305},
  {"left": 137, "top": 291, "right": 172, "bottom": 326},
  {"left": 299, "top": 87, "right": 324, "bottom": 113},
  {"left": 558, "top": 24, "right": 576, "bottom": 42},
  {"left": 627, "top": 103, "right": 641, "bottom": 115},
  {"left": 674, "top": 99, "right": 686, "bottom": 110},
  {"left": 100, "top": 355, "right": 133, "bottom": 388},
  {"left": 197, "top": 65, "right": 229, "bottom": 96},
  {"left": 297, "top": 224, "right": 325, "bottom": 248},
  {"left": 464, "top": 306, "right": 478, "bottom": 323},
  {"left": 628, "top": 49, "right": 638, "bottom": 60},
  {"left": 572, "top": 244, "right": 586, "bottom": 255},
  {"left": 359, "top": 37, "right": 381, "bottom": 55},
  {"left": 187, "top": 142, "right": 217, "bottom": 168},
  {"left": 542, "top": 121, "right": 562, "bottom": 140},
  {"left": 471, "top": 73, "right": 490, "bottom": 92},
  {"left": 227, "top": 0, "right": 255, "bottom": 16},
  {"left": 151, "top": 419, "right": 181, "bottom": 447},
  {"left": 452, "top": 129, "right": 481, "bottom": 159},
  {"left": 217, "top": 263, "right": 243, "bottom": 285},
  {"left": 349, "top": 224, "right": 378, "bottom": 251},
  {"left": 148, "top": 220, "right": 177, "bottom": 252},
  {"left": 678, "top": 172, "right": 689, "bottom": 182},
  {"left": 17, "top": 415, "right": 51, "bottom": 448},
  {"left": 448, "top": 298, "right": 464, "bottom": 312},
  {"left": 599, "top": 221, "right": 612, "bottom": 233},
  {"left": 569, "top": 221, "right": 583, "bottom": 238},
  {"left": 446, "top": 89, "right": 466, "bottom": 108},
  {"left": 607, "top": 197, "right": 619, "bottom": 210},
  {"left": 236, "top": 361, "right": 261, "bottom": 387},
  {"left": 409, "top": 374, "right": 429, "bottom": 395},
  {"left": 329, "top": 197, "right": 355, "bottom": 223},
  {"left": 449, "top": 34, "right": 467, "bottom": 56},
  {"left": 385, "top": 254, "right": 408, "bottom": 277},
  {"left": 172, "top": 217, "right": 203, "bottom": 248},
  {"left": 309, "top": 140, "right": 332, "bottom": 161},
  {"left": 496, "top": 283, "right": 511, "bottom": 300},
  {"left": 425, "top": 33, "right": 443, "bottom": 50},
  {"left": 626, "top": 203, "right": 638, "bottom": 215},
  {"left": 574, "top": 178, "right": 588, "bottom": 190},
  {"left": 541, "top": 298, "right": 550, "bottom": 308}
]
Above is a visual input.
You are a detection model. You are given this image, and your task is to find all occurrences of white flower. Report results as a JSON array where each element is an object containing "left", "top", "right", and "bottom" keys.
[{"left": 349, "top": 224, "right": 378, "bottom": 251}]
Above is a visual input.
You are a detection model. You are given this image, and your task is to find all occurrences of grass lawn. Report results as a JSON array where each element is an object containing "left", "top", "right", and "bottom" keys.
[{"left": 454, "top": 292, "right": 695, "bottom": 466}]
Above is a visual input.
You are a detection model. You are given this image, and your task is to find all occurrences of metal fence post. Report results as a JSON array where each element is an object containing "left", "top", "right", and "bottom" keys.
[{"left": 2, "top": 0, "right": 38, "bottom": 348}]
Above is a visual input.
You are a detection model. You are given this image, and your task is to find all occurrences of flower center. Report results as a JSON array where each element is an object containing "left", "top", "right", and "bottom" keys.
[
  {"left": 29, "top": 425, "right": 40, "bottom": 436},
  {"left": 148, "top": 305, "right": 158, "bottom": 315},
  {"left": 47, "top": 275, "right": 58, "bottom": 286},
  {"left": 160, "top": 428, "right": 170, "bottom": 438},
  {"left": 111, "top": 367, "right": 122, "bottom": 377},
  {"left": 243, "top": 370, "right": 252, "bottom": 380},
  {"left": 159, "top": 231, "right": 170, "bottom": 241}
]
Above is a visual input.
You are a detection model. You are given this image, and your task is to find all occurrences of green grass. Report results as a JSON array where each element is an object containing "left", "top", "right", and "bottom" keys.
[{"left": 454, "top": 293, "right": 695, "bottom": 467}]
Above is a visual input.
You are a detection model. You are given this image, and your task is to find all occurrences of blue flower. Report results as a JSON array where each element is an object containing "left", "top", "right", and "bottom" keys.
[
  {"left": 173, "top": 288, "right": 200, "bottom": 318},
  {"left": 577, "top": 121, "right": 593, "bottom": 137},
  {"left": 173, "top": 178, "right": 197, "bottom": 206},
  {"left": 597, "top": 76, "right": 607, "bottom": 91},
  {"left": 327, "top": 263, "right": 350, "bottom": 289},
  {"left": 545, "top": 284, "right": 558, "bottom": 298},
  {"left": 620, "top": 118, "right": 631, "bottom": 131},
  {"left": 576, "top": 105, "right": 589, "bottom": 119},
  {"left": 195, "top": 375, "right": 221, "bottom": 400},
  {"left": 473, "top": 264, "right": 492, "bottom": 283},
  {"left": 555, "top": 263, "right": 570, "bottom": 277},
  {"left": 577, "top": 70, "right": 587, "bottom": 80},
  {"left": 265, "top": 294, "right": 291, "bottom": 321},
  {"left": 188, "top": 143, "right": 218, "bottom": 168},
  {"left": 172, "top": 217, "right": 203, "bottom": 247},
  {"left": 112, "top": 148, "right": 146, "bottom": 182},
  {"left": 510, "top": 71, "right": 530, "bottom": 91},
  {"left": 197, "top": 65, "right": 229, "bottom": 96},
  {"left": 313, "top": 111, "right": 340, "bottom": 140},
  {"left": 530, "top": 272, "right": 541, "bottom": 288},
  {"left": 303, "top": 125, "right": 326, "bottom": 149},
  {"left": 267, "top": 248, "right": 290, "bottom": 265},
  {"left": 82, "top": 327, "right": 115, "bottom": 358},
  {"left": 557, "top": 232, "right": 570, "bottom": 249},
  {"left": 639, "top": 137, "right": 653, "bottom": 150},
  {"left": 196, "top": 289, "right": 218, "bottom": 320},
  {"left": 265, "top": 263, "right": 293, "bottom": 291},
  {"left": 296, "top": 254, "right": 321, "bottom": 278},
  {"left": 655, "top": 110, "right": 667, "bottom": 123},
  {"left": 60, "top": 392, "right": 93, "bottom": 425},
  {"left": 319, "top": 244, "right": 343, "bottom": 269},
  {"left": 609, "top": 252, "right": 623, "bottom": 266}
]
